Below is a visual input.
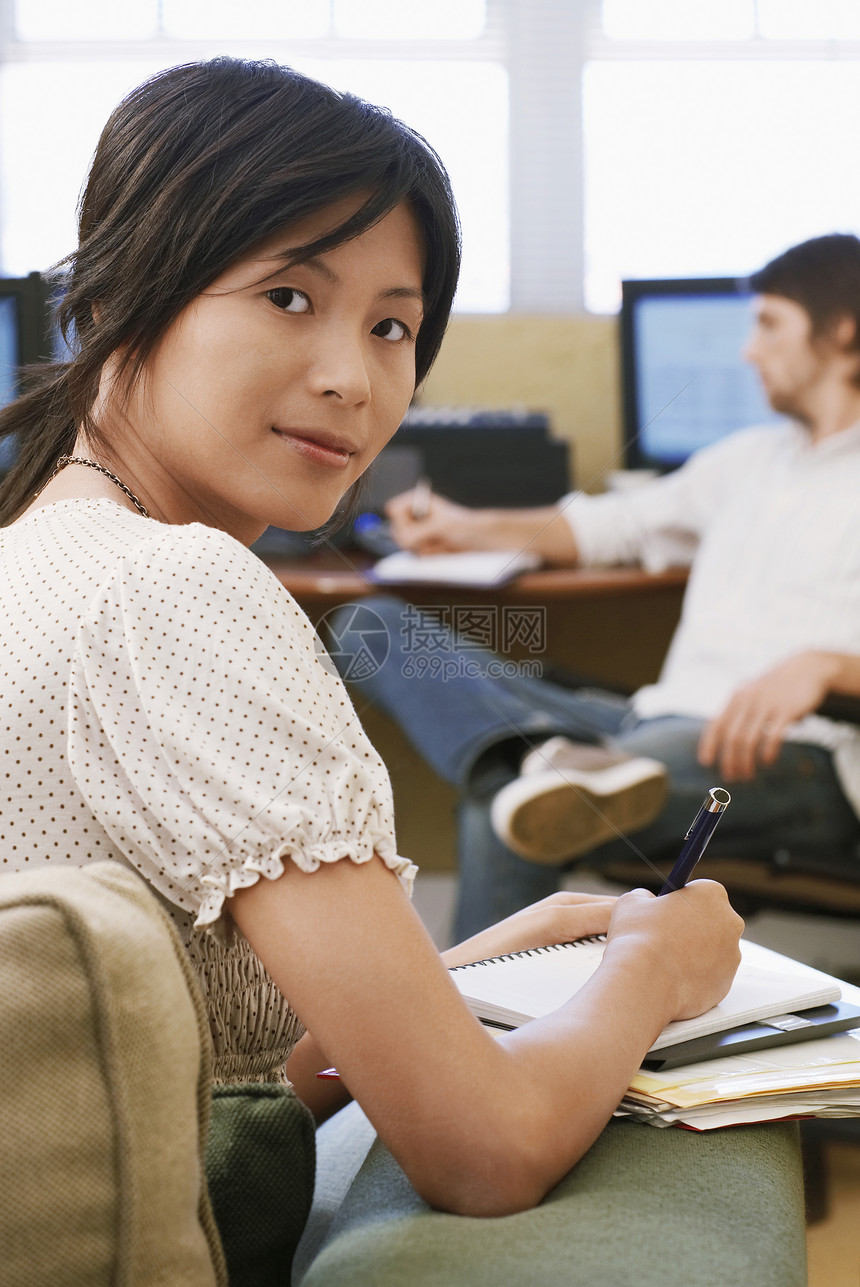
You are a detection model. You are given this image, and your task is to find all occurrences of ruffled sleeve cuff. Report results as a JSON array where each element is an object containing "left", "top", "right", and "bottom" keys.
[{"left": 195, "top": 832, "right": 418, "bottom": 931}]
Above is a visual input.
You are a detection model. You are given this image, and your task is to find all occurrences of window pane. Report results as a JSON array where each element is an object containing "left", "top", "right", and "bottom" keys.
[
  {"left": 333, "top": 0, "right": 485, "bottom": 40},
  {"left": 162, "top": 0, "right": 329, "bottom": 39},
  {"left": 758, "top": 0, "right": 860, "bottom": 40},
  {"left": 0, "top": 58, "right": 507, "bottom": 314},
  {"left": 15, "top": 0, "right": 158, "bottom": 40},
  {"left": 0, "top": 62, "right": 169, "bottom": 275},
  {"left": 291, "top": 59, "right": 508, "bottom": 311},
  {"left": 602, "top": 0, "right": 754, "bottom": 41},
  {"left": 583, "top": 60, "right": 860, "bottom": 312}
]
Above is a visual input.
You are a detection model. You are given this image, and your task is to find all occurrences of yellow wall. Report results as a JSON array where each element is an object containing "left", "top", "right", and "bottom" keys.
[{"left": 420, "top": 313, "right": 622, "bottom": 493}]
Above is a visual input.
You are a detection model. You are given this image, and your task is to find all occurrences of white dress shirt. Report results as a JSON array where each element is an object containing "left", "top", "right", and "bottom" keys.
[{"left": 561, "top": 421, "right": 860, "bottom": 816}]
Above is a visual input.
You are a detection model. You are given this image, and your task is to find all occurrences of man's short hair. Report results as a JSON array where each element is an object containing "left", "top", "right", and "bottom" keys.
[{"left": 750, "top": 233, "right": 860, "bottom": 349}]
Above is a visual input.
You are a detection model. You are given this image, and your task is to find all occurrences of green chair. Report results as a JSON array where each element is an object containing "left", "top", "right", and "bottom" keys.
[
  {"left": 0, "top": 860, "right": 317, "bottom": 1287},
  {"left": 297, "top": 1102, "right": 808, "bottom": 1287},
  {"left": 0, "top": 860, "right": 810, "bottom": 1287}
]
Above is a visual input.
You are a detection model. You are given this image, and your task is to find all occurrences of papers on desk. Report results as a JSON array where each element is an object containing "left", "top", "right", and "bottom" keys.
[
  {"left": 615, "top": 1027, "right": 860, "bottom": 1130},
  {"left": 612, "top": 944, "right": 860, "bottom": 1130},
  {"left": 369, "top": 549, "right": 541, "bottom": 588}
]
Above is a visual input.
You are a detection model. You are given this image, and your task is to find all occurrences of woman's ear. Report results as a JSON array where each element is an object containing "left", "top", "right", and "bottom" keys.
[{"left": 831, "top": 313, "right": 857, "bottom": 352}]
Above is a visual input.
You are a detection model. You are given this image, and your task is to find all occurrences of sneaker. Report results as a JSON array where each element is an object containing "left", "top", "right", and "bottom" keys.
[{"left": 489, "top": 736, "right": 669, "bottom": 864}]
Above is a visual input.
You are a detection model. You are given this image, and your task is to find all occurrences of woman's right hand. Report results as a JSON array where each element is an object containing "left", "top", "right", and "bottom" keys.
[{"left": 604, "top": 880, "right": 744, "bottom": 1024}]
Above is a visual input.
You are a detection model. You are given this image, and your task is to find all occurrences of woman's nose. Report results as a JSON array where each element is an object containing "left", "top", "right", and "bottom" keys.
[{"left": 308, "top": 334, "right": 371, "bottom": 406}]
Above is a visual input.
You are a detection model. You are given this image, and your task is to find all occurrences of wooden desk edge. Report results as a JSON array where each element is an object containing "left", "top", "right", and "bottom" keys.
[{"left": 264, "top": 559, "right": 689, "bottom": 604}]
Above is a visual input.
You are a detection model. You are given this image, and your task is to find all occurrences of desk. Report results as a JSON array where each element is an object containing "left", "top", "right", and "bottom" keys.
[
  {"left": 263, "top": 549, "right": 689, "bottom": 610},
  {"left": 264, "top": 548, "right": 688, "bottom": 695}
]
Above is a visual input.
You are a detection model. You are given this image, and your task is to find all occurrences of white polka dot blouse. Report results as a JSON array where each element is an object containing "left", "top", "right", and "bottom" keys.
[{"left": 1, "top": 499, "right": 416, "bottom": 1080}]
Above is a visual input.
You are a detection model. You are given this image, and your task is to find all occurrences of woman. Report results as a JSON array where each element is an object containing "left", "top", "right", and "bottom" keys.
[{"left": 0, "top": 58, "right": 742, "bottom": 1222}]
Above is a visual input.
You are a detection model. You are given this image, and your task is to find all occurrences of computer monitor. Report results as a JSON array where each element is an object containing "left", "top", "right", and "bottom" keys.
[
  {"left": 0, "top": 273, "right": 54, "bottom": 471},
  {"left": 620, "top": 277, "right": 780, "bottom": 472}
]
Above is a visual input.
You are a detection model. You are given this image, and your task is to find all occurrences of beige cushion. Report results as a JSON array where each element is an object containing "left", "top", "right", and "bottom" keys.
[{"left": 0, "top": 861, "right": 226, "bottom": 1286}]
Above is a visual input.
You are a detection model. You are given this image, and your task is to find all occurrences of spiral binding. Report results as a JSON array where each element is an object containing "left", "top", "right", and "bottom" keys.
[{"left": 450, "top": 934, "right": 606, "bottom": 972}]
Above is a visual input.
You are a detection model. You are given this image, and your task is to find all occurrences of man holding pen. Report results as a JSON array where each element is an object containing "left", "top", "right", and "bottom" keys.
[{"left": 332, "top": 233, "right": 860, "bottom": 940}]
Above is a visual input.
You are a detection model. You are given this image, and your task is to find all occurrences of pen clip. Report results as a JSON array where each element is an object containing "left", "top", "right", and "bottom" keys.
[{"left": 683, "top": 801, "right": 708, "bottom": 840}]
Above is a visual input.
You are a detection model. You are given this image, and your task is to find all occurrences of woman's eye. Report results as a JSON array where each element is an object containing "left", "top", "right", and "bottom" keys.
[
  {"left": 266, "top": 287, "right": 310, "bottom": 313},
  {"left": 372, "top": 317, "right": 411, "bottom": 343}
]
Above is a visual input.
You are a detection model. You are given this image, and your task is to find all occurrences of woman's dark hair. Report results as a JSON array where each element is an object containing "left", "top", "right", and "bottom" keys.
[
  {"left": 749, "top": 233, "right": 860, "bottom": 359},
  {"left": 0, "top": 57, "right": 461, "bottom": 524}
]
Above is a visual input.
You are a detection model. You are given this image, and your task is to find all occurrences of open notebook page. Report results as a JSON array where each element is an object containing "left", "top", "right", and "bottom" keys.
[{"left": 450, "top": 937, "right": 842, "bottom": 1055}]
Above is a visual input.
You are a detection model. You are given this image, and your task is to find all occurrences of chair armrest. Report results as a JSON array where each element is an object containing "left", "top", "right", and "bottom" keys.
[{"left": 818, "top": 693, "right": 860, "bottom": 725}]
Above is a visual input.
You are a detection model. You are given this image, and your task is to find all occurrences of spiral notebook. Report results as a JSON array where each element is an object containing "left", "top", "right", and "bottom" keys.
[{"left": 450, "top": 937, "right": 845, "bottom": 1062}]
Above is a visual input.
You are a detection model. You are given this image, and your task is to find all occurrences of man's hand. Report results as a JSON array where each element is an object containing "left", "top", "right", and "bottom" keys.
[
  {"left": 697, "top": 650, "right": 841, "bottom": 781},
  {"left": 386, "top": 491, "right": 487, "bottom": 554},
  {"left": 385, "top": 490, "right": 580, "bottom": 564}
]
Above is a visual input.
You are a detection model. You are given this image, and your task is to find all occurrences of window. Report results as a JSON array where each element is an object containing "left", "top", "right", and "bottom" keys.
[
  {"left": 0, "top": 0, "right": 507, "bottom": 311},
  {"left": 584, "top": 0, "right": 860, "bottom": 310},
  {"left": 2, "top": 1, "right": 859, "bottom": 315}
]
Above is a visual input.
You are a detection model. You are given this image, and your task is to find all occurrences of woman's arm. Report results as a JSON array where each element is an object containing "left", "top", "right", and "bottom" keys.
[
  {"left": 285, "top": 889, "right": 619, "bottom": 1120},
  {"left": 285, "top": 888, "right": 619, "bottom": 1118},
  {"left": 231, "top": 856, "right": 741, "bottom": 1217},
  {"left": 284, "top": 1031, "right": 351, "bottom": 1122}
]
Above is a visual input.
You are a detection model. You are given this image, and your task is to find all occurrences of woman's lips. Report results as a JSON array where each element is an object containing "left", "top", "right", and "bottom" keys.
[{"left": 272, "top": 427, "right": 353, "bottom": 469}]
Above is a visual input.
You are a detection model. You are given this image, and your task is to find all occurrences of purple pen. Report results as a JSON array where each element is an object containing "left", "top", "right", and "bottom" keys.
[{"left": 658, "top": 787, "right": 731, "bottom": 895}]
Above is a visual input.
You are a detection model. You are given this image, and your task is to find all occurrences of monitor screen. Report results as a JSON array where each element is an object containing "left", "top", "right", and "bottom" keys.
[
  {"left": 0, "top": 294, "right": 21, "bottom": 469},
  {"left": 0, "top": 274, "right": 54, "bottom": 473},
  {"left": 0, "top": 294, "right": 19, "bottom": 403},
  {"left": 621, "top": 277, "right": 780, "bottom": 471}
]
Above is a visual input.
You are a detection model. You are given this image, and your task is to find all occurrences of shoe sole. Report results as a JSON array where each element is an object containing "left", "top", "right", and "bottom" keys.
[{"left": 490, "top": 760, "right": 669, "bottom": 865}]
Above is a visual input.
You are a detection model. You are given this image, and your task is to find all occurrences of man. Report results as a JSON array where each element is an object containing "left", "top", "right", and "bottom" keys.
[{"left": 331, "top": 233, "right": 860, "bottom": 941}]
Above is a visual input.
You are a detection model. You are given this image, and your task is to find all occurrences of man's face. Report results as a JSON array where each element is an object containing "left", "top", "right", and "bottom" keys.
[{"left": 742, "top": 294, "right": 827, "bottom": 420}]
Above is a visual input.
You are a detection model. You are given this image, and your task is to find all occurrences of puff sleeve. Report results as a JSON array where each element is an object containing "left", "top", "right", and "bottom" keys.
[{"left": 67, "top": 523, "right": 415, "bottom": 928}]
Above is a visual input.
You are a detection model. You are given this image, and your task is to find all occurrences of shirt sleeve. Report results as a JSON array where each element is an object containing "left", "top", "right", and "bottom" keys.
[
  {"left": 67, "top": 523, "right": 415, "bottom": 929},
  {"left": 557, "top": 426, "right": 769, "bottom": 572}
]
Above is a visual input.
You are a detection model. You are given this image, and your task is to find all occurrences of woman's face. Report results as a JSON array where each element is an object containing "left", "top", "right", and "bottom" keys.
[{"left": 114, "top": 197, "right": 426, "bottom": 542}]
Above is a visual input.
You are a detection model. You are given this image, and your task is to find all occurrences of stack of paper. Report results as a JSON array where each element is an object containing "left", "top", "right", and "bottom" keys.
[
  {"left": 616, "top": 1029, "right": 860, "bottom": 1130},
  {"left": 370, "top": 548, "right": 541, "bottom": 587}
]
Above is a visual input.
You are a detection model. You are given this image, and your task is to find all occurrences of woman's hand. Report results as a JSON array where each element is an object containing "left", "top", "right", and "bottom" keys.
[
  {"left": 604, "top": 880, "right": 743, "bottom": 1023},
  {"left": 441, "top": 890, "right": 616, "bottom": 968}
]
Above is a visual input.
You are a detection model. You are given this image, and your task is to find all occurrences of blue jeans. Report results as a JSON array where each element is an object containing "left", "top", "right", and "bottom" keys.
[{"left": 328, "top": 596, "right": 860, "bottom": 941}]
